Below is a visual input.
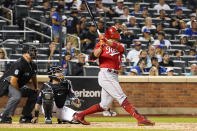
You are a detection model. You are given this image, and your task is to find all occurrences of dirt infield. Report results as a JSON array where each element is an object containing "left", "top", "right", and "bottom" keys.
[{"left": 0, "top": 122, "right": 197, "bottom": 131}]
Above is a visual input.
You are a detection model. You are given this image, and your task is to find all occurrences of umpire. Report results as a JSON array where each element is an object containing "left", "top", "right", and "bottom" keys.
[{"left": 0, "top": 45, "right": 38, "bottom": 124}]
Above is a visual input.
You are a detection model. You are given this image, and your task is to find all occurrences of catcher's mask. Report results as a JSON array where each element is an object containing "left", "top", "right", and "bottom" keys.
[
  {"left": 48, "top": 66, "right": 64, "bottom": 81},
  {"left": 22, "top": 45, "right": 37, "bottom": 59}
]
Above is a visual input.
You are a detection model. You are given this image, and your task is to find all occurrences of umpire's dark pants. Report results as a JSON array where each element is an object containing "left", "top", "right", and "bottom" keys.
[{"left": 1, "top": 85, "right": 37, "bottom": 117}]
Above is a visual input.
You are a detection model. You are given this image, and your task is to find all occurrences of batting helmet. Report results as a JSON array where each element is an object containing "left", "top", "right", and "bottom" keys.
[{"left": 105, "top": 26, "right": 120, "bottom": 40}]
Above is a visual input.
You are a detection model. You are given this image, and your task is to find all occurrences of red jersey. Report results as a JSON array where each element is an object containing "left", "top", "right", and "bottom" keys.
[{"left": 94, "top": 42, "right": 124, "bottom": 70}]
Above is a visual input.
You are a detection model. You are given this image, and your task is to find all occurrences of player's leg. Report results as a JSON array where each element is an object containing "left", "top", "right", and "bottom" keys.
[
  {"left": 73, "top": 72, "right": 114, "bottom": 125},
  {"left": 0, "top": 85, "right": 22, "bottom": 124},
  {"left": 99, "top": 70, "right": 154, "bottom": 126},
  {"left": 19, "top": 86, "right": 37, "bottom": 123},
  {"left": 55, "top": 105, "right": 78, "bottom": 124},
  {"left": 42, "top": 90, "right": 53, "bottom": 124}
]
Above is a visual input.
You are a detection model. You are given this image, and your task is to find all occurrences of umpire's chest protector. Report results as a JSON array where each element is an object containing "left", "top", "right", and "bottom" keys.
[{"left": 52, "top": 83, "right": 69, "bottom": 108}]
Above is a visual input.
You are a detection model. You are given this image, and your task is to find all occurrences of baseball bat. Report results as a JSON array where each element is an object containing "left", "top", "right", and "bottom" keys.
[{"left": 83, "top": 0, "right": 101, "bottom": 35}]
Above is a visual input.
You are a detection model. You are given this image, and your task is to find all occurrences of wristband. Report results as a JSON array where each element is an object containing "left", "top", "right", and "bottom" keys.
[{"left": 35, "top": 110, "right": 39, "bottom": 117}]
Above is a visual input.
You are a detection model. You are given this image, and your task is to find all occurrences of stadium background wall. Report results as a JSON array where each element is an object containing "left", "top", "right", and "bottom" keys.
[{"left": 0, "top": 76, "right": 197, "bottom": 115}]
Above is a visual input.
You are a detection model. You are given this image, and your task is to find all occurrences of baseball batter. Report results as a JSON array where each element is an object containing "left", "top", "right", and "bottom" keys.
[
  {"left": 31, "top": 66, "right": 80, "bottom": 124},
  {"left": 73, "top": 26, "right": 155, "bottom": 126}
]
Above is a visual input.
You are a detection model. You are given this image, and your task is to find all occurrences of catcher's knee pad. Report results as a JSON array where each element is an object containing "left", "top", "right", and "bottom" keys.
[{"left": 42, "top": 88, "right": 53, "bottom": 118}]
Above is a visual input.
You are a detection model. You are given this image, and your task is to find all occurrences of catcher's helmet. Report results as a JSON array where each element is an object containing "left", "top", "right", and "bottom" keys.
[
  {"left": 48, "top": 66, "right": 64, "bottom": 81},
  {"left": 105, "top": 26, "right": 120, "bottom": 40}
]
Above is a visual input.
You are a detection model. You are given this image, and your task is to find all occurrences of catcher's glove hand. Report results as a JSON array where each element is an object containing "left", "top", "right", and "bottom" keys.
[
  {"left": 70, "top": 98, "right": 81, "bottom": 108},
  {"left": 31, "top": 117, "right": 38, "bottom": 124}
]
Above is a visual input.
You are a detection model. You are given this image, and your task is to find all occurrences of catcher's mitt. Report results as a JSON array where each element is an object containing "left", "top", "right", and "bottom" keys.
[{"left": 70, "top": 98, "right": 81, "bottom": 108}]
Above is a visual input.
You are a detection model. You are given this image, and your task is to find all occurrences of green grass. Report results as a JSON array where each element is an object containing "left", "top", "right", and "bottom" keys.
[{"left": 0, "top": 129, "right": 175, "bottom": 131}]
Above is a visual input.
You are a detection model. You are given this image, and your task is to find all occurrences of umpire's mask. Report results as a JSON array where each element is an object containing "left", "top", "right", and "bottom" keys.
[{"left": 22, "top": 45, "right": 37, "bottom": 59}]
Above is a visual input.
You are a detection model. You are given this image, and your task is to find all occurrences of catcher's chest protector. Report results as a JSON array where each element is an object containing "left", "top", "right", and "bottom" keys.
[{"left": 52, "top": 83, "right": 69, "bottom": 108}]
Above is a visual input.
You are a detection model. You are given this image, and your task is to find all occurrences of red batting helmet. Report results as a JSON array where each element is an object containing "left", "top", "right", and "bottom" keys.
[{"left": 105, "top": 26, "right": 120, "bottom": 40}]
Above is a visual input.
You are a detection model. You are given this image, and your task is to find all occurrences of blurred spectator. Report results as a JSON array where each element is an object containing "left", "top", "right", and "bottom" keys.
[
  {"left": 153, "top": 31, "right": 171, "bottom": 48},
  {"left": 66, "top": 10, "right": 80, "bottom": 48},
  {"left": 25, "top": 0, "right": 33, "bottom": 8},
  {"left": 78, "top": 1, "right": 87, "bottom": 11},
  {"left": 72, "top": 0, "right": 82, "bottom": 9},
  {"left": 95, "top": 0, "right": 111, "bottom": 14},
  {"left": 130, "top": 58, "right": 147, "bottom": 75},
  {"left": 185, "top": 64, "right": 197, "bottom": 76},
  {"left": 62, "top": 41, "right": 75, "bottom": 57},
  {"left": 126, "top": 16, "right": 140, "bottom": 28},
  {"left": 52, "top": 5, "right": 65, "bottom": 43},
  {"left": 174, "top": 0, "right": 187, "bottom": 10},
  {"left": 97, "top": 19, "right": 105, "bottom": 34},
  {"left": 155, "top": 23, "right": 164, "bottom": 35},
  {"left": 0, "top": 48, "right": 8, "bottom": 73},
  {"left": 61, "top": 52, "right": 72, "bottom": 76},
  {"left": 141, "top": 7, "right": 149, "bottom": 18},
  {"left": 130, "top": 68, "right": 138, "bottom": 76},
  {"left": 180, "top": 35, "right": 192, "bottom": 48},
  {"left": 118, "top": 63, "right": 126, "bottom": 76},
  {"left": 79, "top": 16, "right": 88, "bottom": 34},
  {"left": 171, "top": 7, "right": 186, "bottom": 30},
  {"left": 192, "top": 39, "right": 197, "bottom": 48},
  {"left": 189, "top": 48, "right": 197, "bottom": 58},
  {"left": 126, "top": 41, "right": 142, "bottom": 66},
  {"left": 154, "top": 0, "right": 171, "bottom": 13},
  {"left": 106, "top": 7, "right": 120, "bottom": 20},
  {"left": 120, "top": 6, "right": 131, "bottom": 21},
  {"left": 154, "top": 44, "right": 164, "bottom": 62},
  {"left": 150, "top": 57, "right": 166, "bottom": 75},
  {"left": 147, "top": 45, "right": 156, "bottom": 68},
  {"left": 149, "top": 66, "right": 159, "bottom": 76},
  {"left": 131, "top": 3, "right": 141, "bottom": 16},
  {"left": 184, "top": 20, "right": 197, "bottom": 37},
  {"left": 71, "top": 53, "right": 89, "bottom": 76},
  {"left": 186, "top": 13, "right": 197, "bottom": 28},
  {"left": 47, "top": 41, "right": 59, "bottom": 61},
  {"left": 139, "top": 28, "right": 154, "bottom": 43},
  {"left": 80, "top": 23, "right": 97, "bottom": 54},
  {"left": 141, "top": 17, "right": 156, "bottom": 33},
  {"left": 114, "top": 0, "right": 124, "bottom": 15},
  {"left": 156, "top": 9, "right": 171, "bottom": 22},
  {"left": 138, "top": 50, "right": 148, "bottom": 67},
  {"left": 58, "top": 0, "right": 65, "bottom": 6},
  {"left": 43, "top": 0, "right": 51, "bottom": 16},
  {"left": 120, "top": 25, "right": 135, "bottom": 48},
  {"left": 173, "top": 49, "right": 184, "bottom": 60},
  {"left": 159, "top": 52, "right": 174, "bottom": 67},
  {"left": 166, "top": 67, "right": 174, "bottom": 76}
]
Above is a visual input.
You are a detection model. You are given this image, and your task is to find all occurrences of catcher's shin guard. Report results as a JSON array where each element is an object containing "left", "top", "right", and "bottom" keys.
[{"left": 42, "top": 90, "right": 53, "bottom": 120}]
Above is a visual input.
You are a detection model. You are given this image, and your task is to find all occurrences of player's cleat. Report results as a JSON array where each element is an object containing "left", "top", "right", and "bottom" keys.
[
  {"left": 138, "top": 119, "right": 155, "bottom": 126},
  {"left": 103, "top": 110, "right": 117, "bottom": 117},
  {"left": 73, "top": 113, "right": 90, "bottom": 125},
  {"left": 0, "top": 116, "right": 12, "bottom": 124},
  {"left": 45, "top": 117, "right": 52, "bottom": 124},
  {"left": 19, "top": 116, "right": 33, "bottom": 123}
]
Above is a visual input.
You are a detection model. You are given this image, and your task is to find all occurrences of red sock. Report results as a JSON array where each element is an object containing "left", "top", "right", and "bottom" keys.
[
  {"left": 121, "top": 98, "right": 144, "bottom": 121},
  {"left": 78, "top": 104, "right": 104, "bottom": 116}
]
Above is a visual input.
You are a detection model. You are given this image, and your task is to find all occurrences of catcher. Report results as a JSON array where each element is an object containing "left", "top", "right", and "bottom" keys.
[{"left": 31, "top": 66, "right": 81, "bottom": 124}]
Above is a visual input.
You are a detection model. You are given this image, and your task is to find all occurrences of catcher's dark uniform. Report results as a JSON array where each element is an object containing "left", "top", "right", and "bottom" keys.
[
  {"left": 0, "top": 56, "right": 37, "bottom": 123},
  {"left": 37, "top": 79, "right": 78, "bottom": 122}
]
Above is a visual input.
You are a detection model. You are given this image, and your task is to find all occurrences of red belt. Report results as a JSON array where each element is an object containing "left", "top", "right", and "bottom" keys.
[{"left": 107, "top": 69, "right": 118, "bottom": 74}]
